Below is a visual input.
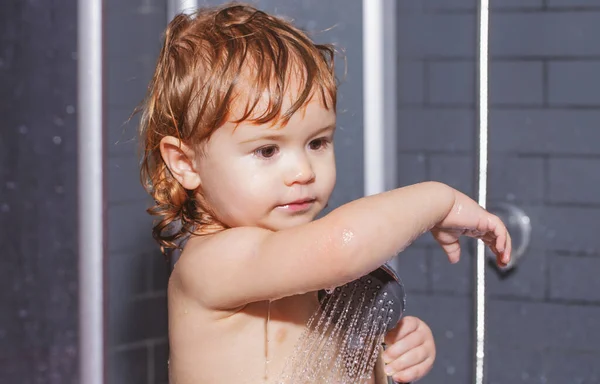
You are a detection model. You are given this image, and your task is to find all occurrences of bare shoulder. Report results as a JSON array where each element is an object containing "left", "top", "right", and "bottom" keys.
[
  {"left": 175, "top": 226, "right": 272, "bottom": 273},
  {"left": 170, "top": 227, "right": 273, "bottom": 309}
]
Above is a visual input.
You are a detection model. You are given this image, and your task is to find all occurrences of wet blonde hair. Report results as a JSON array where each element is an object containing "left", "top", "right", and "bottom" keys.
[{"left": 138, "top": 2, "right": 338, "bottom": 253}]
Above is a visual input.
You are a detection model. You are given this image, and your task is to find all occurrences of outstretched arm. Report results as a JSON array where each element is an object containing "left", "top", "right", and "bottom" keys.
[{"left": 176, "top": 181, "right": 510, "bottom": 309}]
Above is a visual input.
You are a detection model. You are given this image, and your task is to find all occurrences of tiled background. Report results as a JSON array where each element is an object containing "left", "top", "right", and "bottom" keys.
[
  {"left": 2, "top": 0, "right": 599, "bottom": 383},
  {"left": 395, "top": 1, "right": 600, "bottom": 383},
  {"left": 1, "top": 0, "right": 79, "bottom": 382}
]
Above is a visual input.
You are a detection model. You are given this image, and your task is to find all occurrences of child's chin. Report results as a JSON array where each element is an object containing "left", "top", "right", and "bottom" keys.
[{"left": 267, "top": 215, "right": 315, "bottom": 230}]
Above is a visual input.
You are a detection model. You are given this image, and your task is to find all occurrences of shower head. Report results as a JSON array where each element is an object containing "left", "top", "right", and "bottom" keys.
[
  {"left": 283, "top": 265, "right": 407, "bottom": 384},
  {"left": 318, "top": 263, "right": 406, "bottom": 333}
]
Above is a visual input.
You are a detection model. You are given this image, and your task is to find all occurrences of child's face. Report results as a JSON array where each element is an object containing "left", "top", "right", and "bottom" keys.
[{"left": 195, "top": 98, "right": 337, "bottom": 231}]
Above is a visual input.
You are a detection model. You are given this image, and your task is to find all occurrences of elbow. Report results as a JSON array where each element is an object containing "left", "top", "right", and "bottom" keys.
[{"left": 321, "top": 221, "right": 370, "bottom": 284}]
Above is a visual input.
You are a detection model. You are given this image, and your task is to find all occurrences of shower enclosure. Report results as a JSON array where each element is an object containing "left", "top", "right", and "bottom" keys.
[
  {"left": 394, "top": 1, "right": 600, "bottom": 383},
  {"left": 2, "top": 0, "right": 600, "bottom": 383}
]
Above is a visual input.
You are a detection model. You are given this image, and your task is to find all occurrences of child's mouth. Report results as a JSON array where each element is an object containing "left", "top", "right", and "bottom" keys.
[{"left": 277, "top": 198, "right": 316, "bottom": 212}]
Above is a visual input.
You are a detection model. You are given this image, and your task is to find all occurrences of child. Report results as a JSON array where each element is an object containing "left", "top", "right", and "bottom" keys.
[{"left": 138, "top": 3, "right": 511, "bottom": 383}]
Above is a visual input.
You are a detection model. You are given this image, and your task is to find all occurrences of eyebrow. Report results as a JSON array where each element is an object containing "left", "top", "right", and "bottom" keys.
[{"left": 239, "top": 123, "right": 336, "bottom": 144}]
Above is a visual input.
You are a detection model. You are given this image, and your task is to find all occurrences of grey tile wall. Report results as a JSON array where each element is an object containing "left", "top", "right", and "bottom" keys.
[
  {"left": 0, "top": 0, "right": 79, "bottom": 383},
  {"left": 105, "top": 0, "right": 169, "bottom": 383},
  {"left": 394, "top": 3, "right": 600, "bottom": 383}
]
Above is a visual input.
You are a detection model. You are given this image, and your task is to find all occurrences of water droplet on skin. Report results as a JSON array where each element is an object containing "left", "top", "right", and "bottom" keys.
[
  {"left": 264, "top": 300, "right": 272, "bottom": 380},
  {"left": 341, "top": 229, "right": 355, "bottom": 245}
]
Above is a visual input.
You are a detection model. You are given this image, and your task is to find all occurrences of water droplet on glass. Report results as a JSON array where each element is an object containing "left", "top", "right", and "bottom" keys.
[
  {"left": 66, "top": 105, "right": 75, "bottom": 114},
  {"left": 5, "top": 181, "right": 16, "bottom": 189},
  {"left": 445, "top": 330, "right": 454, "bottom": 339},
  {"left": 18, "top": 125, "right": 28, "bottom": 134},
  {"left": 53, "top": 136, "right": 62, "bottom": 145},
  {"left": 1, "top": 204, "right": 9, "bottom": 213},
  {"left": 446, "top": 365, "right": 456, "bottom": 375},
  {"left": 53, "top": 117, "right": 64, "bottom": 126}
]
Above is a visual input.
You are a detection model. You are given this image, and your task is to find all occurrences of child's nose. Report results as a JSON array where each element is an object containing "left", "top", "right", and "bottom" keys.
[{"left": 284, "top": 156, "right": 315, "bottom": 186}]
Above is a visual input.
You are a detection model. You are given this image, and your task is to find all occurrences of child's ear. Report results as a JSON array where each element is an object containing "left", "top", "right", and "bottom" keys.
[{"left": 159, "top": 136, "right": 201, "bottom": 190}]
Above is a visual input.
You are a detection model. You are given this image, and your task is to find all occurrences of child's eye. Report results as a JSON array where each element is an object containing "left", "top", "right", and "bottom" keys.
[
  {"left": 308, "top": 138, "right": 330, "bottom": 151},
  {"left": 254, "top": 145, "right": 279, "bottom": 159}
]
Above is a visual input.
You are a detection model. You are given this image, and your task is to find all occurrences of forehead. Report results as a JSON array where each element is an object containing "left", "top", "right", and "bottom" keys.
[
  {"left": 230, "top": 96, "right": 336, "bottom": 137},
  {"left": 232, "top": 62, "right": 332, "bottom": 112}
]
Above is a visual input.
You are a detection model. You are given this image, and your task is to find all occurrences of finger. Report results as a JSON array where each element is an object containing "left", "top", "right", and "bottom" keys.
[
  {"left": 444, "top": 241, "right": 461, "bottom": 264},
  {"left": 390, "top": 358, "right": 434, "bottom": 384},
  {"left": 384, "top": 345, "right": 429, "bottom": 375},
  {"left": 383, "top": 329, "right": 428, "bottom": 363},
  {"left": 501, "top": 231, "right": 512, "bottom": 265},
  {"left": 384, "top": 316, "right": 420, "bottom": 346},
  {"left": 432, "top": 236, "right": 461, "bottom": 264},
  {"left": 492, "top": 226, "right": 510, "bottom": 265},
  {"left": 494, "top": 222, "right": 506, "bottom": 253}
]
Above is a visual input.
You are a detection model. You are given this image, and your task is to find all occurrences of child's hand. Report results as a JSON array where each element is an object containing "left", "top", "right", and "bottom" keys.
[
  {"left": 382, "top": 316, "right": 435, "bottom": 383},
  {"left": 431, "top": 188, "right": 512, "bottom": 267}
]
